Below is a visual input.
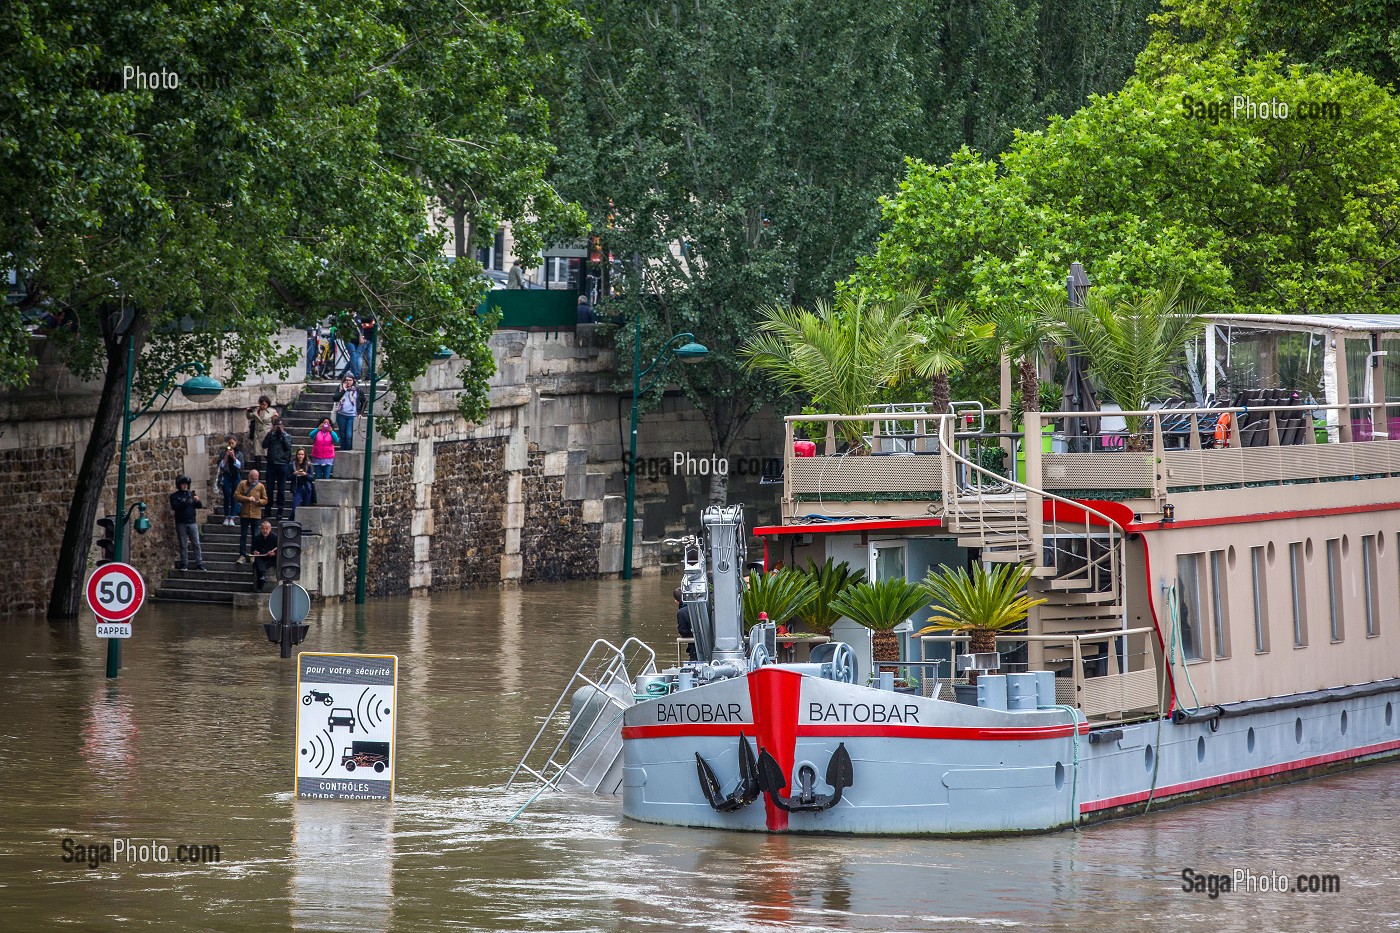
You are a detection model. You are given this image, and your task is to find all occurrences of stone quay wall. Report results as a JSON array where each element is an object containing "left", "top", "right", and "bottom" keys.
[{"left": 0, "top": 325, "right": 781, "bottom": 613}]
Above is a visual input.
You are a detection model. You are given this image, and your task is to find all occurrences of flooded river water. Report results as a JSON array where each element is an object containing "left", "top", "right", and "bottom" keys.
[{"left": 3, "top": 577, "right": 1398, "bottom": 931}]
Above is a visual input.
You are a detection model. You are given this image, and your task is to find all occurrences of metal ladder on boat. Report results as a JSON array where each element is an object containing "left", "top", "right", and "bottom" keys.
[
  {"left": 507, "top": 637, "right": 656, "bottom": 800},
  {"left": 938, "top": 418, "right": 1130, "bottom": 694}
]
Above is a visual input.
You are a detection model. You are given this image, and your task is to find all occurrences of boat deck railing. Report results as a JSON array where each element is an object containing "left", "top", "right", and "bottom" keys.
[
  {"left": 919, "top": 626, "right": 1161, "bottom": 721},
  {"left": 784, "top": 401, "right": 1400, "bottom": 512}
]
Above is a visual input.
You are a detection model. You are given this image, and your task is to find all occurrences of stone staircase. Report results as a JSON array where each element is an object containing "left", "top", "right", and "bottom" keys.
[{"left": 153, "top": 380, "right": 365, "bottom": 605}]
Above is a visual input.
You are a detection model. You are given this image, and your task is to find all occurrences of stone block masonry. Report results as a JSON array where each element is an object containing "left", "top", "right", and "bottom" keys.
[
  {"left": 0, "top": 326, "right": 781, "bottom": 612},
  {"left": 0, "top": 436, "right": 188, "bottom": 614},
  {"left": 365, "top": 448, "right": 415, "bottom": 597},
  {"left": 522, "top": 445, "right": 600, "bottom": 584},
  {"left": 1, "top": 445, "right": 78, "bottom": 614},
  {"left": 426, "top": 438, "right": 507, "bottom": 591}
]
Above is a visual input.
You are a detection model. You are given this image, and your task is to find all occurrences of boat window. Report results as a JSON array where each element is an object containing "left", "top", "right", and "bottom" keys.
[
  {"left": 1251, "top": 546, "right": 1270, "bottom": 653},
  {"left": 1209, "top": 550, "right": 1230, "bottom": 659},
  {"left": 1363, "top": 535, "right": 1379, "bottom": 637},
  {"left": 1326, "top": 539, "right": 1345, "bottom": 643},
  {"left": 1289, "top": 542, "right": 1308, "bottom": 647},
  {"left": 1176, "top": 554, "right": 1205, "bottom": 661}
]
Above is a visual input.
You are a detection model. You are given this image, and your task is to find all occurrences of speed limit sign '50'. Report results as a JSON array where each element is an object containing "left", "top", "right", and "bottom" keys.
[{"left": 86, "top": 563, "right": 146, "bottom": 622}]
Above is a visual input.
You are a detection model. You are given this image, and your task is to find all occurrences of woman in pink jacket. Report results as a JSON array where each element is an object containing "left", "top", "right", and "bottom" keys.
[{"left": 309, "top": 418, "right": 339, "bottom": 479}]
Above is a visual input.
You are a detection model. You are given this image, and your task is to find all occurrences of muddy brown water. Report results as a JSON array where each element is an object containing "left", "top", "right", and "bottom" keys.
[{"left": 2, "top": 578, "right": 1398, "bottom": 931}]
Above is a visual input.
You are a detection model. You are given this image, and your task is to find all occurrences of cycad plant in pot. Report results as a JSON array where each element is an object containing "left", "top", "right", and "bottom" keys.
[
  {"left": 741, "top": 568, "right": 819, "bottom": 629},
  {"left": 919, "top": 562, "right": 1045, "bottom": 683},
  {"left": 827, "top": 577, "right": 930, "bottom": 666},
  {"left": 792, "top": 557, "right": 866, "bottom": 636}
]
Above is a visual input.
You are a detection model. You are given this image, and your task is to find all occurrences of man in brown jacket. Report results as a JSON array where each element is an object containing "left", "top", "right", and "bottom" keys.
[{"left": 235, "top": 469, "right": 269, "bottom": 564}]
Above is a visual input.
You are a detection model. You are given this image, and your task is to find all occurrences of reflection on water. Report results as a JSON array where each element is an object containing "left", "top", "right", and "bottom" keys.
[
  {"left": 2, "top": 577, "right": 1399, "bottom": 931},
  {"left": 292, "top": 802, "right": 393, "bottom": 932},
  {"left": 80, "top": 684, "right": 138, "bottom": 791}
]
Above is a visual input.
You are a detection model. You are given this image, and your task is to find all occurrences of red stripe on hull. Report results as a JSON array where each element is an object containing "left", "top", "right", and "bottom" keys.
[
  {"left": 1079, "top": 737, "right": 1400, "bottom": 813},
  {"left": 622, "top": 721, "right": 1090, "bottom": 741}
]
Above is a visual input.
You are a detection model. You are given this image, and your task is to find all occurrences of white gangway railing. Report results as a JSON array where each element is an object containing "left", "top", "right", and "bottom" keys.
[{"left": 507, "top": 637, "right": 656, "bottom": 802}]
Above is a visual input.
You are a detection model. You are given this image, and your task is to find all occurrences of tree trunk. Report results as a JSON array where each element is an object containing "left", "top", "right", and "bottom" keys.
[
  {"left": 708, "top": 433, "right": 736, "bottom": 506},
  {"left": 969, "top": 628, "right": 998, "bottom": 654},
  {"left": 453, "top": 201, "right": 470, "bottom": 260},
  {"left": 871, "top": 630, "right": 900, "bottom": 664},
  {"left": 48, "top": 313, "right": 147, "bottom": 618},
  {"left": 1018, "top": 355, "right": 1039, "bottom": 414},
  {"left": 931, "top": 371, "right": 951, "bottom": 416}
]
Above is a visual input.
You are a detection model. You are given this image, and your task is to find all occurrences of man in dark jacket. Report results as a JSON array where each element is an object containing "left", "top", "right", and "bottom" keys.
[
  {"left": 169, "top": 476, "right": 206, "bottom": 571},
  {"left": 250, "top": 519, "right": 278, "bottom": 591},
  {"left": 262, "top": 416, "right": 294, "bottom": 519}
]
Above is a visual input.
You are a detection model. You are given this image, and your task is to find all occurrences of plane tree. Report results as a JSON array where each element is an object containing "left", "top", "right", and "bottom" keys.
[{"left": 0, "top": 0, "right": 580, "bottom": 617}]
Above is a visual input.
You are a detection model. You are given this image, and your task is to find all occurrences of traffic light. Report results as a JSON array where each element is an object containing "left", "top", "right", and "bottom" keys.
[
  {"left": 277, "top": 521, "right": 302, "bottom": 582},
  {"left": 96, "top": 516, "right": 118, "bottom": 564}
]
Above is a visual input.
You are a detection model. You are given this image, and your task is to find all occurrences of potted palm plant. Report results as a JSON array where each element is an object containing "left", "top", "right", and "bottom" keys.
[
  {"left": 741, "top": 568, "right": 819, "bottom": 629},
  {"left": 740, "top": 288, "right": 927, "bottom": 451},
  {"left": 1038, "top": 280, "right": 1204, "bottom": 449},
  {"left": 792, "top": 557, "right": 866, "bottom": 636},
  {"left": 919, "top": 562, "right": 1046, "bottom": 695},
  {"left": 828, "top": 577, "right": 930, "bottom": 682}
]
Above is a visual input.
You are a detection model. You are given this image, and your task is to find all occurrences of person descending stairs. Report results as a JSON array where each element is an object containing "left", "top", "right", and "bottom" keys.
[{"left": 153, "top": 380, "right": 364, "bottom": 605}]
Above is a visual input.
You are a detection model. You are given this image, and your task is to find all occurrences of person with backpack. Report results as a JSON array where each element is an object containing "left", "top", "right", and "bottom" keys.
[{"left": 333, "top": 375, "right": 367, "bottom": 450}]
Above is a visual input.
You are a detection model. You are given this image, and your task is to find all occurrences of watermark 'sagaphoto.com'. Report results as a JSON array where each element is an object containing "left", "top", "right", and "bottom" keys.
[
  {"left": 61, "top": 837, "right": 221, "bottom": 869},
  {"left": 122, "top": 66, "right": 180, "bottom": 90},
  {"left": 1181, "top": 867, "right": 1341, "bottom": 898},
  {"left": 622, "top": 452, "right": 781, "bottom": 481},
  {"left": 1181, "top": 95, "right": 1342, "bottom": 123}
]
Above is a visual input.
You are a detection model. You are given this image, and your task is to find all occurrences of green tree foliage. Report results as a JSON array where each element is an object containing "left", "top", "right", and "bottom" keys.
[
  {"left": 862, "top": 56, "right": 1400, "bottom": 368},
  {"left": 552, "top": 0, "right": 1157, "bottom": 485},
  {"left": 381, "top": 0, "right": 587, "bottom": 263},
  {"left": 0, "top": 0, "right": 577, "bottom": 615},
  {"left": 1141, "top": 0, "right": 1400, "bottom": 89}
]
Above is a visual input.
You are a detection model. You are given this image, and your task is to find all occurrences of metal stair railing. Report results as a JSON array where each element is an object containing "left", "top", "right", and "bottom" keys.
[
  {"left": 938, "top": 417, "right": 1127, "bottom": 619},
  {"left": 507, "top": 637, "right": 656, "bottom": 795}
]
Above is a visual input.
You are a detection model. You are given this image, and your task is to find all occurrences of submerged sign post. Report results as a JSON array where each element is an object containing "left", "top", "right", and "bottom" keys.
[{"left": 295, "top": 653, "right": 398, "bottom": 800}]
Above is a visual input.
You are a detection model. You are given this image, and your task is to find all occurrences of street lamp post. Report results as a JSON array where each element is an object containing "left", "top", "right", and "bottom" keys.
[
  {"left": 106, "top": 340, "right": 223, "bottom": 678},
  {"left": 355, "top": 325, "right": 380, "bottom": 605},
  {"left": 622, "top": 320, "right": 708, "bottom": 580}
]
